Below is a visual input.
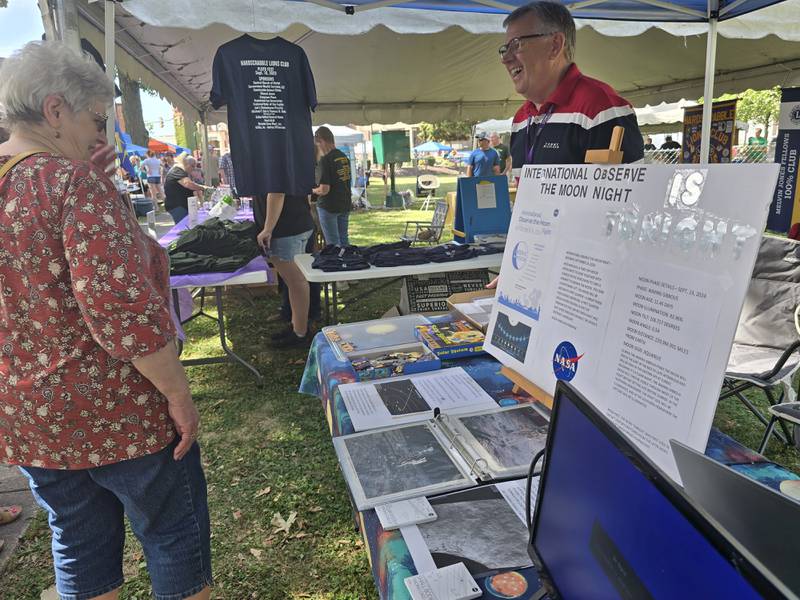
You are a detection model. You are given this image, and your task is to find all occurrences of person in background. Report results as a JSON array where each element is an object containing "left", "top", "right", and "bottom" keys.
[
  {"left": 164, "top": 153, "right": 209, "bottom": 224},
  {"left": 142, "top": 150, "right": 163, "bottom": 202},
  {"left": 205, "top": 147, "right": 220, "bottom": 186},
  {"left": 0, "top": 41, "right": 211, "bottom": 600},
  {"left": 643, "top": 136, "right": 656, "bottom": 151},
  {"left": 312, "top": 126, "right": 352, "bottom": 247},
  {"left": 660, "top": 135, "right": 681, "bottom": 150},
  {"left": 748, "top": 127, "right": 768, "bottom": 146},
  {"left": 218, "top": 150, "right": 237, "bottom": 196},
  {"left": 467, "top": 132, "right": 501, "bottom": 177},
  {"left": 490, "top": 132, "right": 512, "bottom": 174},
  {"left": 255, "top": 190, "right": 315, "bottom": 348}
]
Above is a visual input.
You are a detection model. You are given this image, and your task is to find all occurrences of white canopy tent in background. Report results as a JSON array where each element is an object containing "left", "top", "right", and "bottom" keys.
[
  {"left": 313, "top": 124, "right": 364, "bottom": 146},
  {"left": 40, "top": 0, "right": 800, "bottom": 163},
  {"left": 475, "top": 100, "right": 735, "bottom": 136}
]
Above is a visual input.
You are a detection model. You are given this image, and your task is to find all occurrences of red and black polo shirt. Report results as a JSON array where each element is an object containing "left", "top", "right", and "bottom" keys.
[{"left": 510, "top": 64, "right": 644, "bottom": 167}]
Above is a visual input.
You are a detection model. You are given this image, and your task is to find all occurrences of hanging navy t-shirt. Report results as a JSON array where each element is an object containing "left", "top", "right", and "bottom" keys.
[{"left": 210, "top": 35, "right": 317, "bottom": 197}]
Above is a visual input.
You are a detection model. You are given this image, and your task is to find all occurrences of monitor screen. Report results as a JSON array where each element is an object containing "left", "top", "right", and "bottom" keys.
[{"left": 530, "top": 383, "right": 780, "bottom": 600}]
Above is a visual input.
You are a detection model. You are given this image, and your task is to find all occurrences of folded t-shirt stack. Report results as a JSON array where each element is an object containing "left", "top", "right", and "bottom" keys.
[
  {"left": 168, "top": 218, "right": 261, "bottom": 275},
  {"left": 310, "top": 241, "right": 504, "bottom": 271},
  {"left": 311, "top": 244, "right": 371, "bottom": 272}
]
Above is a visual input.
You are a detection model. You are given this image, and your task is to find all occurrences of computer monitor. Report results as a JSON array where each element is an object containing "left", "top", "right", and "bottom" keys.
[
  {"left": 528, "top": 381, "right": 792, "bottom": 600},
  {"left": 671, "top": 439, "right": 800, "bottom": 596}
]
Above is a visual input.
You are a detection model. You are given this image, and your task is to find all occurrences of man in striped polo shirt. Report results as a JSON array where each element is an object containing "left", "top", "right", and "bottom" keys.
[{"left": 501, "top": 2, "right": 644, "bottom": 169}]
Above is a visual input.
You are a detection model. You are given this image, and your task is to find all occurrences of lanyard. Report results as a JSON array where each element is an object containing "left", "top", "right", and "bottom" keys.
[{"left": 525, "top": 105, "right": 555, "bottom": 164}]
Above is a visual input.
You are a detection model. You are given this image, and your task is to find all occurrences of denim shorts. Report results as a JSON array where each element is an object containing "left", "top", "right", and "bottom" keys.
[
  {"left": 19, "top": 440, "right": 212, "bottom": 600},
  {"left": 147, "top": 176, "right": 162, "bottom": 184},
  {"left": 270, "top": 229, "right": 313, "bottom": 262}
]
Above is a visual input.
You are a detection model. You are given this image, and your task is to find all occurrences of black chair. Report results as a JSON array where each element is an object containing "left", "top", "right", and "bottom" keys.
[{"left": 721, "top": 234, "right": 800, "bottom": 453}]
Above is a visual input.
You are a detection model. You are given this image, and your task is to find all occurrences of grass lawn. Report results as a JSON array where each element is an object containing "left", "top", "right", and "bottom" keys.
[{"left": 2, "top": 195, "right": 800, "bottom": 599}]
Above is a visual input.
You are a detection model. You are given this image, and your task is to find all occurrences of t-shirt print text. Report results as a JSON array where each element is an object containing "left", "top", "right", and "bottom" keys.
[
  {"left": 245, "top": 60, "right": 291, "bottom": 131},
  {"left": 543, "top": 142, "right": 560, "bottom": 149}
]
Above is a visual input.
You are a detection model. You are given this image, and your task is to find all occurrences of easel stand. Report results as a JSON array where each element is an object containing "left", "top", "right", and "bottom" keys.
[{"left": 500, "top": 126, "right": 626, "bottom": 410}]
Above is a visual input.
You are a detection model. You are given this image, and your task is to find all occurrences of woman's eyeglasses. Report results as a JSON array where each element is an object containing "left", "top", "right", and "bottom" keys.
[
  {"left": 91, "top": 111, "right": 109, "bottom": 133},
  {"left": 498, "top": 32, "right": 556, "bottom": 58}
]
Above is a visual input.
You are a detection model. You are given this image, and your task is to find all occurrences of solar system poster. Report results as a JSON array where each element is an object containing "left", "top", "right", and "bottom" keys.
[{"left": 485, "top": 163, "right": 777, "bottom": 481}]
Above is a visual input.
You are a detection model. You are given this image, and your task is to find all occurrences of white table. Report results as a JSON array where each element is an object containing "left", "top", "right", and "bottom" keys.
[{"left": 294, "top": 252, "right": 502, "bottom": 323}]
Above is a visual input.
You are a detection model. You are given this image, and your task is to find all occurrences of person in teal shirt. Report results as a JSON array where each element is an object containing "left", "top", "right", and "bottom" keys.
[{"left": 467, "top": 133, "right": 501, "bottom": 177}]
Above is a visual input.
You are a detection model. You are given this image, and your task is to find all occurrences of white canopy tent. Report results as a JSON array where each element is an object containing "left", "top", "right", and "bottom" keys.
[
  {"left": 476, "top": 100, "right": 716, "bottom": 136},
  {"left": 313, "top": 124, "right": 364, "bottom": 146},
  {"left": 45, "top": 0, "right": 800, "bottom": 162}
]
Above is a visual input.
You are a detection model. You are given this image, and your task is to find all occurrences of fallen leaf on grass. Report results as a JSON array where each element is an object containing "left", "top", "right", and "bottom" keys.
[
  {"left": 249, "top": 548, "right": 263, "bottom": 559},
  {"left": 271, "top": 510, "right": 297, "bottom": 534},
  {"left": 293, "top": 532, "right": 308, "bottom": 539},
  {"left": 233, "top": 510, "right": 242, "bottom": 520},
  {"left": 309, "top": 506, "right": 323, "bottom": 513},
  {"left": 254, "top": 486, "right": 272, "bottom": 498},
  {"left": 292, "top": 358, "right": 305, "bottom": 365}
]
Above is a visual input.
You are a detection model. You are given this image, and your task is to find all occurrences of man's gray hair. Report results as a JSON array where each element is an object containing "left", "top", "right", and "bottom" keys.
[
  {"left": 503, "top": 2, "right": 577, "bottom": 63},
  {"left": 0, "top": 41, "right": 114, "bottom": 129}
]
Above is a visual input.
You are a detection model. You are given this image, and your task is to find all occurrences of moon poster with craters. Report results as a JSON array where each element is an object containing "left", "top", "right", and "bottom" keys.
[{"left": 486, "top": 163, "right": 778, "bottom": 481}]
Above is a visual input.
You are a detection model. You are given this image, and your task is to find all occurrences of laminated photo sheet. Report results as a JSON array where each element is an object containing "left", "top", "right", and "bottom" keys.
[
  {"left": 323, "top": 314, "right": 431, "bottom": 361},
  {"left": 442, "top": 403, "right": 550, "bottom": 480},
  {"left": 332, "top": 421, "right": 476, "bottom": 511},
  {"left": 340, "top": 367, "right": 497, "bottom": 431},
  {"left": 401, "top": 479, "right": 539, "bottom": 577},
  {"left": 485, "top": 164, "right": 780, "bottom": 481}
]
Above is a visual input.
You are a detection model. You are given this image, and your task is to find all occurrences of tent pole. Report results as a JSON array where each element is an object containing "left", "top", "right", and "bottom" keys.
[
  {"left": 699, "top": 16, "right": 718, "bottom": 165},
  {"left": 38, "top": 0, "right": 58, "bottom": 41},
  {"left": 104, "top": 0, "right": 116, "bottom": 144},
  {"left": 52, "top": 0, "right": 81, "bottom": 52},
  {"left": 200, "top": 110, "right": 211, "bottom": 185}
]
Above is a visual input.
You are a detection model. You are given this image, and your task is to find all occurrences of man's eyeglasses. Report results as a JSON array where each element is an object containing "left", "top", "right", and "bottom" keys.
[
  {"left": 498, "top": 32, "right": 556, "bottom": 58},
  {"left": 91, "top": 110, "right": 109, "bottom": 133}
]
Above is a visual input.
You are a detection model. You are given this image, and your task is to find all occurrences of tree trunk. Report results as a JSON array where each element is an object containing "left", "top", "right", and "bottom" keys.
[{"left": 119, "top": 71, "right": 149, "bottom": 147}]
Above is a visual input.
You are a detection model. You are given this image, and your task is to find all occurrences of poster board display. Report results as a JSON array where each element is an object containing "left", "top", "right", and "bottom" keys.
[
  {"left": 453, "top": 176, "right": 512, "bottom": 244},
  {"left": 767, "top": 86, "right": 800, "bottom": 234},
  {"left": 682, "top": 99, "right": 737, "bottom": 164},
  {"left": 484, "top": 163, "right": 779, "bottom": 480}
]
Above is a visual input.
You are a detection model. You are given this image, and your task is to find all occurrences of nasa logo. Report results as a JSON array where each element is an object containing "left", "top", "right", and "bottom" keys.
[
  {"left": 791, "top": 105, "right": 800, "bottom": 125},
  {"left": 552, "top": 341, "right": 583, "bottom": 382}
]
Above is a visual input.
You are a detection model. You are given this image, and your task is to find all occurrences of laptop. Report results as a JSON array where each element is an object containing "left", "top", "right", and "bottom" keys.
[
  {"left": 527, "top": 380, "right": 793, "bottom": 599},
  {"left": 672, "top": 438, "right": 800, "bottom": 597}
]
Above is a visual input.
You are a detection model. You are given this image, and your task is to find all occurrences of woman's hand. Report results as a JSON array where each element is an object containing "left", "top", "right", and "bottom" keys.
[
  {"left": 486, "top": 275, "right": 499, "bottom": 289},
  {"left": 90, "top": 137, "right": 116, "bottom": 176},
  {"left": 257, "top": 228, "right": 272, "bottom": 250},
  {"left": 167, "top": 395, "right": 200, "bottom": 460}
]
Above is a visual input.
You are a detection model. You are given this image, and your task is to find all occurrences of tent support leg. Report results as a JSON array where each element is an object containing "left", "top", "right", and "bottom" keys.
[
  {"left": 699, "top": 16, "right": 718, "bottom": 165},
  {"left": 104, "top": 0, "right": 116, "bottom": 143}
]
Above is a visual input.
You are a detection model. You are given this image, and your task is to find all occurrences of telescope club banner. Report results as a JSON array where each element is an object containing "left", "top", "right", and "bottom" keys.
[
  {"left": 682, "top": 99, "right": 737, "bottom": 164},
  {"left": 767, "top": 87, "right": 800, "bottom": 233}
]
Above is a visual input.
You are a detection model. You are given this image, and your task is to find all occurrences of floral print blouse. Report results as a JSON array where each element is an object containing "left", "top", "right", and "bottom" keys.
[{"left": 0, "top": 153, "right": 177, "bottom": 469}]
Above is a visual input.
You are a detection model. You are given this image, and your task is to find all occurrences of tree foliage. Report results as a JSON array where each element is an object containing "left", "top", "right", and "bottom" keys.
[
  {"left": 712, "top": 87, "right": 782, "bottom": 131},
  {"left": 735, "top": 87, "right": 781, "bottom": 131},
  {"left": 417, "top": 120, "right": 476, "bottom": 143}
]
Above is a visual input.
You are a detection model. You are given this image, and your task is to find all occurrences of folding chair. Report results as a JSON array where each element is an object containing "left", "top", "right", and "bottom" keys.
[
  {"left": 721, "top": 234, "right": 800, "bottom": 453},
  {"left": 416, "top": 174, "right": 440, "bottom": 211},
  {"left": 401, "top": 199, "right": 449, "bottom": 245}
]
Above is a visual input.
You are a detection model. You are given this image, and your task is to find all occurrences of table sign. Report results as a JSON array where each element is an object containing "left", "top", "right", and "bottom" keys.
[{"left": 485, "top": 163, "right": 779, "bottom": 480}]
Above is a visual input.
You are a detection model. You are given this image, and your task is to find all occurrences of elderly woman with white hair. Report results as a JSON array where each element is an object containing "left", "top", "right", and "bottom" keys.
[
  {"left": 0, "top": 42, "right": 211, "bottom": 600},
  {"left": 164, "top": 152, "right": 208, "bottom": 223}
]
